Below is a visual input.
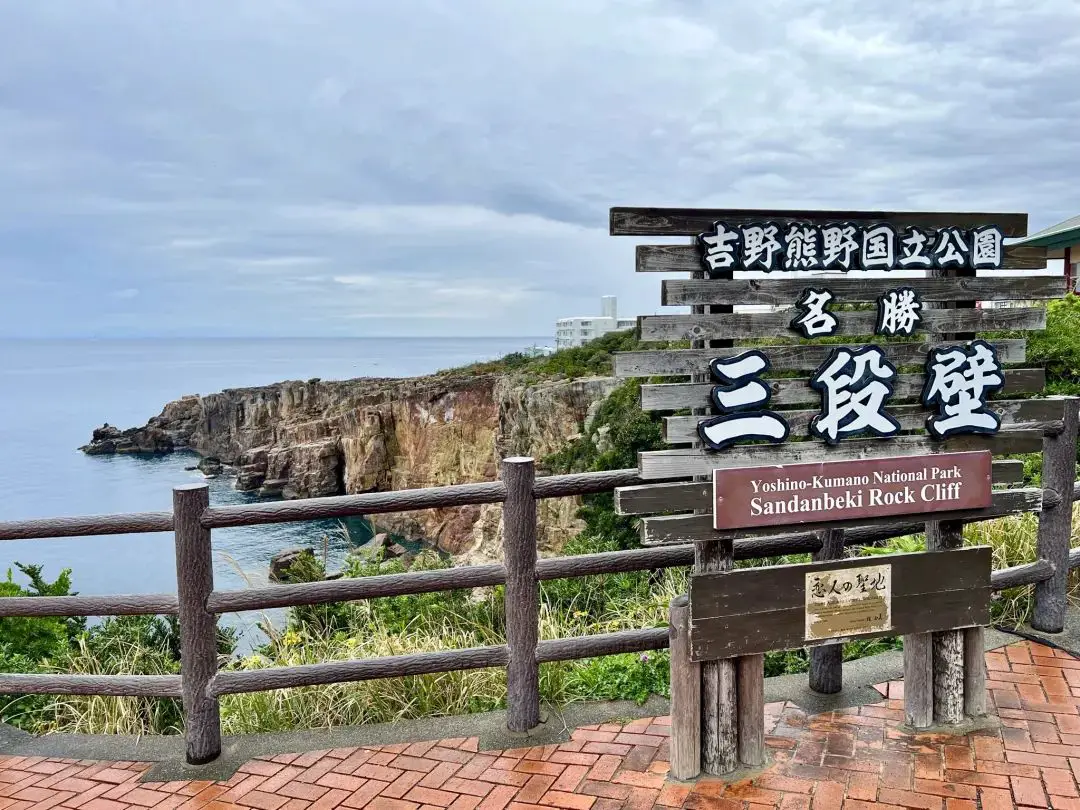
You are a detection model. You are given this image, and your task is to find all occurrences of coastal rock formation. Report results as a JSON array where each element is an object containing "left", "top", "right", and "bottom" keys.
[{"left": 81, "top": 371, "right": 618, "bottom": 557}]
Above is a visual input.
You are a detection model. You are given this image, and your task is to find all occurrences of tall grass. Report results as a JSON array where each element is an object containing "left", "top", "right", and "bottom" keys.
[{"left": 18, "top": 508, "right": 1080, "bottom": 737}]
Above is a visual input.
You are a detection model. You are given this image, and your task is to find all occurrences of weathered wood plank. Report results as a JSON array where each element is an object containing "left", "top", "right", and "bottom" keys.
[
  {"left": 689, "top": 548, "right": 992, "bottom": 660},
  {"left": 736, "top": 654, "right": 765, "bottom": 767},
  {"left": 616, "top": 339, "right": 1027, "bottom": 378},
  {"left": 612, "top": 208, "right": 1028, "bottom": 237},
  {"left": 964, "top": 626, "right": 987, "bottom": 718},
  {"left": 641, "top": 369, "right": 1045, "bottom": 411},
  {"left": 809, "top": 528, "right": 845, "bottom": 695},
  {"left": 534, "top": 628, "right": 669, "bottom": 662},
  {"left": 0, "top": 511, "right": 174, "bottom": 541},
  {"left": 991, "top": 558, "right": 1055, "bottom": 589},
  {"left": 646, "top": 245, "right": 1049, "bottom": 278},
  {"left": 663, "top": 399, "right": 1066, "bottom": 444},
  {"left": 638, "top": 432, "right": 1043, "bottom": 480},
  {"left": 904, "top": 632, "right": 934, "bottom": 728},
  {"left": 641, "top": 487, "right": 1041, "bottom": 545},
  {"left": 669, "top": 595, "right": 700, "bottom": 781},
  {"left": 615, "top": 460, "right": 1024, "bottom": 516},
  {"left": 640, "top": 307, "right": 1045, "bottom": 342}
]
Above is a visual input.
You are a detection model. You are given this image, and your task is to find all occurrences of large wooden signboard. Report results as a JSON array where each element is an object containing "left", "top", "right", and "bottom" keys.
[
  {"left": 609, "top": 206, "right": 1062, "bottom": 775},
  {"left": 688, "top": 547, "right": 991, "bottom": 660}
]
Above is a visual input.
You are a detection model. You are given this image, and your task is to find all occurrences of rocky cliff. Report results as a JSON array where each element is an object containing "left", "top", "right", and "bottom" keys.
[{"left": 82, "top": 371, "right": 618, "bottom": 558}]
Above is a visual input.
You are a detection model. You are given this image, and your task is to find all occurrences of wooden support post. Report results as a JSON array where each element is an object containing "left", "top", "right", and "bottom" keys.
[
  {"left": 928, "top": 521, "right": 965, "bottom": 725},
  {"left": 694, "top": 254, "right": 739, "bottom": 775},
  {"left": 669, "top": 595, "right": 701, "bottom": 781},
  {"left": 809, "top": 528, "right": 844, "bottom": 694},
  {"left": 502, "top": 457, "right": 541, "bottom": 733},
  {"left": 1033, "top": 397, "right": 1080, "bottom": 633},
  {"left": 736, "top": 653, "right": 765, "bottom": 767},
  {"left": 904, "top": 631, "right": 933, "bottom": 729},
  {"left": 173, "top": 483, "right": 221, "bottom": 765},
  {"left": 963, "top": 626, "right": 987, "bottom": 718}
]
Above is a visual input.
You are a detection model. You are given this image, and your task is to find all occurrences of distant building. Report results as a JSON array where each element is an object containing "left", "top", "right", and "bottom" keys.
[
  {"left": 1012, "top": 213, "right": 1080, "bottom": 292},
  {"left": 556, "top": 296, "right": 636, "bottom": 349}
]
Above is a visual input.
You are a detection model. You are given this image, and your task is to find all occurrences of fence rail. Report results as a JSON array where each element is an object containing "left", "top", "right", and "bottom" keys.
[{"left": 0, "top": 462, "right": 1077, "bottom": 764}]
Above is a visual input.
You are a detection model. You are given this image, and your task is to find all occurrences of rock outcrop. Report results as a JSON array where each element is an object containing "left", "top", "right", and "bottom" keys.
[{"left": 82, "top": 371, "right": 618, "bottom": 558}]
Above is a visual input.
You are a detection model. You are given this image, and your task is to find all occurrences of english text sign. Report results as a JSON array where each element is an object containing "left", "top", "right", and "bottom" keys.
[{"left": 712, "top": 450, "right": 992, "bottom": 530}]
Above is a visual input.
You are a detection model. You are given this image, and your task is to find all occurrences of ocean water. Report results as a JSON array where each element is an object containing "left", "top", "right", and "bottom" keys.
[{"left": 0, "top": 337, "right": 548, "bottom": 645}]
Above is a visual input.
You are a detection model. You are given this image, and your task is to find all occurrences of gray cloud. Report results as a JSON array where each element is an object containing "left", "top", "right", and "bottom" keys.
[{"left": 0, "top": 0, "right": 1076, "bottom": 337}]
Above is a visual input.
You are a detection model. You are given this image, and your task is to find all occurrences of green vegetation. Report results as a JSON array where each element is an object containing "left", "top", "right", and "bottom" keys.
[{"left": 5, "top": 302, "right": 1080, "bottom": 736}]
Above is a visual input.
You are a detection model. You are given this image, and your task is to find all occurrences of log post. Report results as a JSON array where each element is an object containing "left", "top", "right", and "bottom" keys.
[
  {"left": 1033, "top": 397, "right": 1080, "bottom": 632},
  {"left": 928, "top": 521, "right": 965, "bottom": 724},
  {"left": 963, "top": 626, "right": 987, "bottom": 718},
  {"left": 904, "top": 631, "right": 933, "bottom": 728},
  {"left": 694, "top": 252, "right": 739, "bottom": 775},
  {"left": 809, "top": 528, "right": 844, "bottom": 694},
  {"left": 736, "top": 653, "right": 765, "bottom": 767},
  {"left": 173, "top": 483, "right": 221, "bottom": 765},
  {"left": 669, "top": 595, "right": 701, "bottom": 781},
  {"left": 502, "top": 456, "right": 541, "bottom": 733}
]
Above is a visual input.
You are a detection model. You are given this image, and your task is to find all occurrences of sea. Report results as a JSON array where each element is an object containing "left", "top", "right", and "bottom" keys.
[{"left": 0, "top": 337, "right": 550, "bottom": 648}]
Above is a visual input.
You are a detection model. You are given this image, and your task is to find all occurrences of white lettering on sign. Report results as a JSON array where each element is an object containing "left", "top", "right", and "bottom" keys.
[{"left": 805, "top": 564, "right": 892, "bottom": 642}]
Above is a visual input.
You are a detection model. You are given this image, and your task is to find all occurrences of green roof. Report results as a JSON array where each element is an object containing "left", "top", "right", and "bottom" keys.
[{"left": 1014, "top": 214, "right": 1080, "bottom": 248}]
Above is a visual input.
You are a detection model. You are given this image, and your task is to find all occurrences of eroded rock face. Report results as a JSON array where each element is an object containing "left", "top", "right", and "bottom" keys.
[{"left": 80, "top": 372, "right": 616, "bottom": 557}]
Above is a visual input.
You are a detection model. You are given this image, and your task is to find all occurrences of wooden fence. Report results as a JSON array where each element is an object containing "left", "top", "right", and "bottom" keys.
[{"left": 0, "top": 458, "right": 1078, "bottom": 765}]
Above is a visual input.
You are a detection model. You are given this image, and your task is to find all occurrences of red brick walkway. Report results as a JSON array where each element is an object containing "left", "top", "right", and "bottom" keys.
[{"left": 2, "top": 640, "right": 1079, "bottom": 810}]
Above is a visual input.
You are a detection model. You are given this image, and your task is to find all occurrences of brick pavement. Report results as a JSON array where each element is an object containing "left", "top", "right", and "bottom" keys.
[{"left": 2, "top": 639, "right": 1080, "bottom": 809}]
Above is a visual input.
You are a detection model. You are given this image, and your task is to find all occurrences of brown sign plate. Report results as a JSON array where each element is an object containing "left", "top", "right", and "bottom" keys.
[
  {"left": 712, "top": 450, "right": 992, "bottom": 531},
  {"left": 689, "top": 547, "right": 991, "bottom": 660}
]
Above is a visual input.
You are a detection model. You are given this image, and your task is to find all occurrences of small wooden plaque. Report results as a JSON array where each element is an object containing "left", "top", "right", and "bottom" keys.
[
  {"left": 689, "top": 547, "right": 991, "bottom": 661},
  {"left": 713, "top": 451, "right": 992, "bottom": 531}
]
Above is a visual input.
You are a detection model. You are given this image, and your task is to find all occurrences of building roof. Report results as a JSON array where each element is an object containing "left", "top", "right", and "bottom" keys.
[{"left": 1014, "top": 213, "right": 1080, "bottom": 249}]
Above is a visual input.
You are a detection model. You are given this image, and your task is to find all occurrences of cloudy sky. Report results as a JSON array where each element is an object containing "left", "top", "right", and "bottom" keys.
[{"left": 1, "top": 1, "right": 1077, "bottom": 338}]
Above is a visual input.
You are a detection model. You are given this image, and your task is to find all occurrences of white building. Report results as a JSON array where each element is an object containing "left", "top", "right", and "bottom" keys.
[{"left": 555, "top": 296, "right": 636, "bottom": 349}]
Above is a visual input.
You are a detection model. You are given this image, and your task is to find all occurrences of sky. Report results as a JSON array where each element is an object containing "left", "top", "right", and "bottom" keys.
[{"left": 0, "top": 0, "right": 1078, "bottom": 338}]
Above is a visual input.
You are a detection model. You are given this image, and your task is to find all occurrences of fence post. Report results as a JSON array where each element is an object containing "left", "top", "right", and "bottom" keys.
[
  {"left": 502, "top": 457, "right": 541, "bottom": 733},
  {"left": 668, "top": 595, "right": 700, "bottom": 781},
  {"left": 173, "top": 483, "right": 221, "bottom": 765},
  {"left": 928, "top": 521, "right": 964, "bottom": 725},
  {"left": 1033, "top": 397, "right": 1080, "bottom": 633},
  {"left": 809, "top": 528, "right": 844, "bottom": 694}
]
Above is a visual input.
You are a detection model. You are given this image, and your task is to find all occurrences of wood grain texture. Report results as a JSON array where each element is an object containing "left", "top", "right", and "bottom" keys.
[
  {"left": 663, "top": 399, "right": 1065, "bottom": 444},
  {"left": 611, "top": 207, "right": 1028, "bottom": 237},
  {"left": 0, "top": 511, "right": 173, "bottom": 541},
  {"left": 210, "top": 646, "right": 510, "bottom": 696},
  {"left": 1033, "top": 398, "right": 1080, "bottom": 632},
  {"left": 927, "top": 520, "right": 965, "bottom": 725},
  {"left": 641, "top": 488, "right": 1041, "bottom": 545},
  {"left": 502, "top": 457, "right": 541, "bottom": 733},
  {"left": 904, "top": 632, "right": 933, "bottom": 729},
  {"left": 0, "top": 593, "right": 179, "bottom": 618},
  {"left": 640, "top": 307, "right": 1045, "bottom": 342},
  {"left": 639, "top": 432, "right": 1043, "bottom": 480},
  {"left": 809, "top": 529, "right": 845, "bottom": 695},
  {"left": 964, "top": 626, "right": 987, "bottom": 718},
  {"left": 173, "top": 484, "right": 221, "bottom": 765},
  {"left": 0, "top": 674, "right": 182, "bottom": 697},
  {"left": 736, "top": 654, "right": 765, "bottom": 767},
  {"left": 643, "top": 244, "right": 1049, "bottom": 276},
  {"left": 616, "top": 460, "right": 1023, "bottom": 516},
  {"left": 668, "top": 595, "right": 701, "bottom": 781},
  {"left": 641, "top": 369, "right": 1045, "bottom": 411},
  {"left": 203, "top": 481, "right": 507, "bottom": 528},
  {"left": 534, "top": 628, "right": 669, "bottom": 663},
  {"left": 690, "top": 549, "right": 991, "bottom": 660},
  {"left": 991, "top": 559, "right": 1055, "bottom": 589},
  {"left": 616, "top": 339, "right": 1027, "bottom": 378}
]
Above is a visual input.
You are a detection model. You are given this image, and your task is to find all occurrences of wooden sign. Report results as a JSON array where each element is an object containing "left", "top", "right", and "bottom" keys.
[
  {"left": 688, "top": 547, "right": 991, "bottom": 661},
  {"left": 712, "top": 450, "right": 992, "bottom": 530}
]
